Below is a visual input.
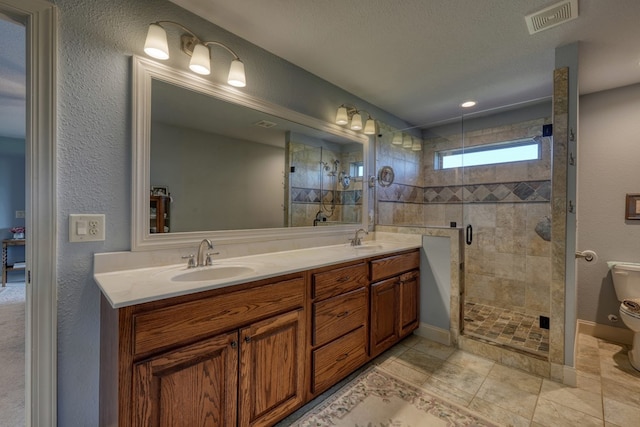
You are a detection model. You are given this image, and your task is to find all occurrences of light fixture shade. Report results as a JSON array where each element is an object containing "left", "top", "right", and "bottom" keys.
[
  {"left": 189, "top": 44, "right": 211, "bottom": 75},
  {"left": 228, "top": 59, "right": 246, "bottom": 87},
  {"left": 392, "top": 133, "right": 403, "bottom": 145},
  {"left": 411, "top": 139, "right": 422, "bottom": 151},
  {"left": 144, "top": 24, "right": 169, "bottom": 60},
  {"left": 402, "top": 135, "right": 413, "bottom": 148},
  {"left": 350, "top": 112, "right": 363, "bottom": 131},
  {"left": 364, "top": 118, "right": 376, "bottom": 135},
  {"left": 336, "top": 106, "right": 349, "bottom": 125}
]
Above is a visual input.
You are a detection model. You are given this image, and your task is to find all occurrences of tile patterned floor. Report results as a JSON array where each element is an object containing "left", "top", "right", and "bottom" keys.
[
  {"left": 464, "top": 302, "right": 550, "bottom": 357},
  {"left": 281, "top": 333, "right": 640, "bottom": 426}
]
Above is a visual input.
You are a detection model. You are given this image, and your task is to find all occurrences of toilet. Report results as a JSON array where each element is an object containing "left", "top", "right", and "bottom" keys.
[{"left": 610, "top": 262, "right": 640, "bottom": 371}]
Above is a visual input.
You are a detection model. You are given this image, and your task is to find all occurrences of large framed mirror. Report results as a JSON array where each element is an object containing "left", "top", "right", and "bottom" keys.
[{"left": 132, "top": 56, "right": 370, "bottom": 250}]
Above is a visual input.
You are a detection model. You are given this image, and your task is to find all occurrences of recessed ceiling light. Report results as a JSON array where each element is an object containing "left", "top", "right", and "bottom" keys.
[{"left": 461, "top": 100, "right": 477, "bottom": 108}]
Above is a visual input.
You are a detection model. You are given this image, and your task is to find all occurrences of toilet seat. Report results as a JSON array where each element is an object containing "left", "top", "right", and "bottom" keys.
[{"left": 620, "top": 298, "right": 640, "bottom": 319}]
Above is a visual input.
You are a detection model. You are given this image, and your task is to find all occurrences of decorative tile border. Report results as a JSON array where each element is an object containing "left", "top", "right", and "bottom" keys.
[
  {"left": 291, "top": 187, "right": 362, "bottom": 205},
  {"left": 377, "top": 180, "right": 551, "bottom": 204}
]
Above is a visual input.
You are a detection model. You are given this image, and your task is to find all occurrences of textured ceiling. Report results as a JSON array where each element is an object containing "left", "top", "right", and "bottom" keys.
[{"left": 170, "top": 0, "right": 640, "bottom": 128}]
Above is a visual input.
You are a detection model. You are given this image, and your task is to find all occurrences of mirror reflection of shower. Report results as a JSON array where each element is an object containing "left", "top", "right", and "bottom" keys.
[{"left": 314, "top": 149, "right": 351, "bottom": 226}]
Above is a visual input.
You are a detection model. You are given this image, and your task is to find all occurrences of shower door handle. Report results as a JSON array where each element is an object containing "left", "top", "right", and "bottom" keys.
[{"left": 466, "top": 224, "right": 473, "bottom": 246}]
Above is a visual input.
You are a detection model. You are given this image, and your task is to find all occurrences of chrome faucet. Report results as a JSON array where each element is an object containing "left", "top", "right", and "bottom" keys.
[
  {"left": 351, "top": 228, "right": 369, "bottom": 246},
  {"left": 196, "top": 238, "right": 214, "bottom": 267}
]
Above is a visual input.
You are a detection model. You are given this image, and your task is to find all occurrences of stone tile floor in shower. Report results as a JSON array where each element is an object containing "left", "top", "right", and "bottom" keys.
[
  {"left": 464, "top": 301, "right": 549, "bottom": 357},
  {"left": 279, "top": 333, "right": 640, "bottom": 426}
]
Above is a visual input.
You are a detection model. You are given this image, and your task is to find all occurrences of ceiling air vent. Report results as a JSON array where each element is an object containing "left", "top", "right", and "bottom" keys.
[
  {"left": 253, "top": 120, "right": 277, "bottom": 128},
  {"left": 525, "top": 0, "right": 578, "bottom": 35}
]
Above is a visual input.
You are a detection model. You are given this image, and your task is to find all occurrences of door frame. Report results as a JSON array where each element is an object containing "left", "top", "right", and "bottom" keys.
[{"left": 1, "top": 0, "right": 57, "bottom": 425}]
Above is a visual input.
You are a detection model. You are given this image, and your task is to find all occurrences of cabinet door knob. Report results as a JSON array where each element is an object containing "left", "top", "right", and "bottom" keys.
[
  {"left": 230, "top": 341, "right": 237, "bottom": 349},
  {"left": 244, "top": 336, "right": 252, "bottom": 343}
]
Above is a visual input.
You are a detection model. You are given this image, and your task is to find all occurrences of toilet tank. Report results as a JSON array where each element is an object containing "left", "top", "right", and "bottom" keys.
[{"left": 611, "top": 262, "right": 640, "bottom": 301}]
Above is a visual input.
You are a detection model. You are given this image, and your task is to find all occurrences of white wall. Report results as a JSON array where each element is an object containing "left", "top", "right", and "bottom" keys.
[{"left": 577, "top": 83, "right": 640, "bottom": 327}]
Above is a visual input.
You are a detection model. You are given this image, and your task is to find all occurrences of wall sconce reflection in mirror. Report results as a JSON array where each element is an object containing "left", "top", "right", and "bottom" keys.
[
  {"left": 144, "top": 21, "right": 246, "bottom": 87},
  {"left": 625, "top": 193, "right": 640, "bottom": 220},
  {"left": 335, "top": 104, "right": 376, "bottom": 135}
]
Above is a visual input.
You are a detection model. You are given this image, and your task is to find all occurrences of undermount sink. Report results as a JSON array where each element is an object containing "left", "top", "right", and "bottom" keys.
[
  {"left": 171, "top": 265, "right": 255, "bottom": 282},
  {"left": 351, "top": 243, "right": 385, "bottom": 252}
]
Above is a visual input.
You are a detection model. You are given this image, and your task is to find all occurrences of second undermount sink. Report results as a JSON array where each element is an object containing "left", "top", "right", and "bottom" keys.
[{"left": 171, "top": 265, "right": 255, "bottom": 282}]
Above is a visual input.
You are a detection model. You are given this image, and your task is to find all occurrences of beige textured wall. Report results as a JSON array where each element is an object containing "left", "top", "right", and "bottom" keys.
[{"left": 375, "top": 117, "right": 552, "bottom": 317}]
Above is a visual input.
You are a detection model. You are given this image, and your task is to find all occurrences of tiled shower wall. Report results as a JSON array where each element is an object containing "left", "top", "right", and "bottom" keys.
[
  {"left": 376, "top": 117, "right": 553, "bottom": 317},
  {"left": 288, "top": 140, "right": 363, "bottom": 227}
]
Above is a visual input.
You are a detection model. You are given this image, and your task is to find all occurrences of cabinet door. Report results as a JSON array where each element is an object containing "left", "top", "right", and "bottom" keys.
[
  {"left": 399, "top": 270, "right": 420, "bottom": 337},
  {"left": 370, "top": 277, "right": 399, "bottom": 357},
  {"left": 132, "top": 331, "right": 238, "bottom": 427},
  {"left": 238, "top": 309, "right": 305, "bottom": 427}
]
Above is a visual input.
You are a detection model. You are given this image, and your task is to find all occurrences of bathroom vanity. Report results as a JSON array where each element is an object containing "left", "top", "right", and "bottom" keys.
[{"left": 96, "top": 242, "right": 420, "bottom": 426}]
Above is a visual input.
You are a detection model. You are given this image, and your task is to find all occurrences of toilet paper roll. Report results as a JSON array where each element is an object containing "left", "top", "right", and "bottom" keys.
[{"left": 579, "top": 250, "right": 598, "bottom": 263}]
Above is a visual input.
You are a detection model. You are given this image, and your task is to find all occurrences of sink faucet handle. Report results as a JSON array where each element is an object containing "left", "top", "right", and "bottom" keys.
[
  {"left": 181, "top": 254, "right": 196, "bottom": 268},
  {"left": 205, "top": 252, "right": 220, "bottom": 266}
]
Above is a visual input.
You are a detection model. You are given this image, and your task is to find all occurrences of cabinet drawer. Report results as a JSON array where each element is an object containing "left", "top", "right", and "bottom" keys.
[
  {"left": 312, "top": 263, "right": 367, "bottom": 301},
  {"left": 313, "top": 288, "right": 367, "bottom": 347},
  {"left": 312, "top": 326, "right": 367, "bottom": 394},
  {"left": 370, "top": 250, "right": 419, "bottom": 282},
  {"left": 132, "top": 277, "right": 304, "bottom": 357}
]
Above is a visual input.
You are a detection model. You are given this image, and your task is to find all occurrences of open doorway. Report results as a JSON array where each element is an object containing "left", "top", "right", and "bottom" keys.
[{"left": 0, "top": 14, "right": 26, "bottom": 426}]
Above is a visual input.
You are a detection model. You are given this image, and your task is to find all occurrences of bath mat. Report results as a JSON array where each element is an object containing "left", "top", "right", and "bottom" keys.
[{"left": 290, "top": 365, "right": 498, "bottom": 426}]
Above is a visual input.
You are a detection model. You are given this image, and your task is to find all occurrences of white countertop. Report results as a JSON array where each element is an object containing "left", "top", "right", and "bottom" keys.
[{"left": 94, "top": 237, "right": 421, "bottom": 309}]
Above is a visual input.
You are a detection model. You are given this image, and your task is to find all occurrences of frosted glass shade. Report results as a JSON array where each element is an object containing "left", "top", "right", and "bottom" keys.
[
  {"left": 144, "top": 24, "right": 169, "bottom": 60},
  {"left": 336, "top": 107, "right": 349, "bottom": 125},
  {"left": 227, "top": 59, "right": 246, "bottom": 87},
  {"left": 189, "top": 44, "right": 211, "bottom": 75},
  {"left": 364, "top": 118, "right": 376, "bottom": 135},
  {"left": 411, "top": 139, "right": 422, "bottom": 151},
  {"left": 392, "top": 133, "right": 403, "bottom": 145},
  {"left": 402, "top": 135, "right": 413, "bottom": 148},
  {"left": 350, "top": 112, "right": 363, "bottom": 130}
]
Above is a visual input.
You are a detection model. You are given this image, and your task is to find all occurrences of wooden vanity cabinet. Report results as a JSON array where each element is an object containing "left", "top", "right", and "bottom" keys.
[
  {"left": 369, "top": 250, "right": 420, "bottom": 357},
  {"left": 100, "top": 274, "right": 306, "bottom": 427},
  {"left": 309, "top": 262, "right": 369, "bottom": 396}
]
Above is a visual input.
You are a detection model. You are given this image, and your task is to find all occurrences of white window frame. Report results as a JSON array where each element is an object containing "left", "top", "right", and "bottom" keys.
[{"left": 435, "top": 137, "right": 541, "bottom": 170}]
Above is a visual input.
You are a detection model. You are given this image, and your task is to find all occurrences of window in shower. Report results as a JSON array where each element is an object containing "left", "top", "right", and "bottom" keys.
[{"left": 435, "top": 137, "right": 541, "bottom": 169}]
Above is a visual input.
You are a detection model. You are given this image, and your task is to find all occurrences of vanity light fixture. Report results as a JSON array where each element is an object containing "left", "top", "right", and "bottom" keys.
[
  {"left": 402, "top": 134, "right": 413, "bottom": 148},
  {"left": 391, "top": 132, "right": 403, "bottom": 145},
  {"left": 144, "top": 21, "right": 247, "bottom": 87},
  {"left": 411, "top": 138, "right": 422, "bottom": 151},
  {"left": 335, "top": 104, "right": 377, "bottom": 135}
]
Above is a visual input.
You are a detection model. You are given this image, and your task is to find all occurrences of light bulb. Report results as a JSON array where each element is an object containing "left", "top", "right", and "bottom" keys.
[
  {"left": 144, "top": 24, "right": 169, "bottom": 60},
  {"left": 402, "top": 135, "right": 413, "bottom": 148},
  {"left": 364, "top": 118, "right": 376, "bottom": 135},
  {"left": 350, "top": 112, "right": 363, "bottom": 131},
  {"left": 336, "top": 107, "right": 348, "bottom": 125},
  {"left": 227, "top": 59, "right": 246, "bottom": 87},
  {"left": 189, "top": 44, "right": 211, "bottom": 75}
]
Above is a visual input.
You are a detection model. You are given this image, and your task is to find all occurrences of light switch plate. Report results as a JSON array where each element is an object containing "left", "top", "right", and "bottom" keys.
[{"left": 69, "top": 214, "right": 105, "bottom": 242}]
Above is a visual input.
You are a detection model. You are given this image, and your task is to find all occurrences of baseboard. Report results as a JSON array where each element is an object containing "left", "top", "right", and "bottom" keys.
[
  {"left": 414, "top": 322, "right": 450, "bottom": 346},
  {"left": 577, "top": 319, "right": 633, "bottom": 345}
]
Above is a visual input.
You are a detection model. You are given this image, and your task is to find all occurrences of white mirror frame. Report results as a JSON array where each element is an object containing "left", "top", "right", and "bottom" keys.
[{"left": 132, "top": 56, "right": 370, "bottom": 251}]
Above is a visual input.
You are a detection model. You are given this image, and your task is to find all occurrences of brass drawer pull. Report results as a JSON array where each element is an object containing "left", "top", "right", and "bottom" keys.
[
  {"left": 336, "top": 353, "right": 349, "bottom": 362},
  {"left": 336, "top": 276, "right": 351, "bottom": 283},
  {"left": 336, "top": 311, "right": 350, "bottom": 318}
]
